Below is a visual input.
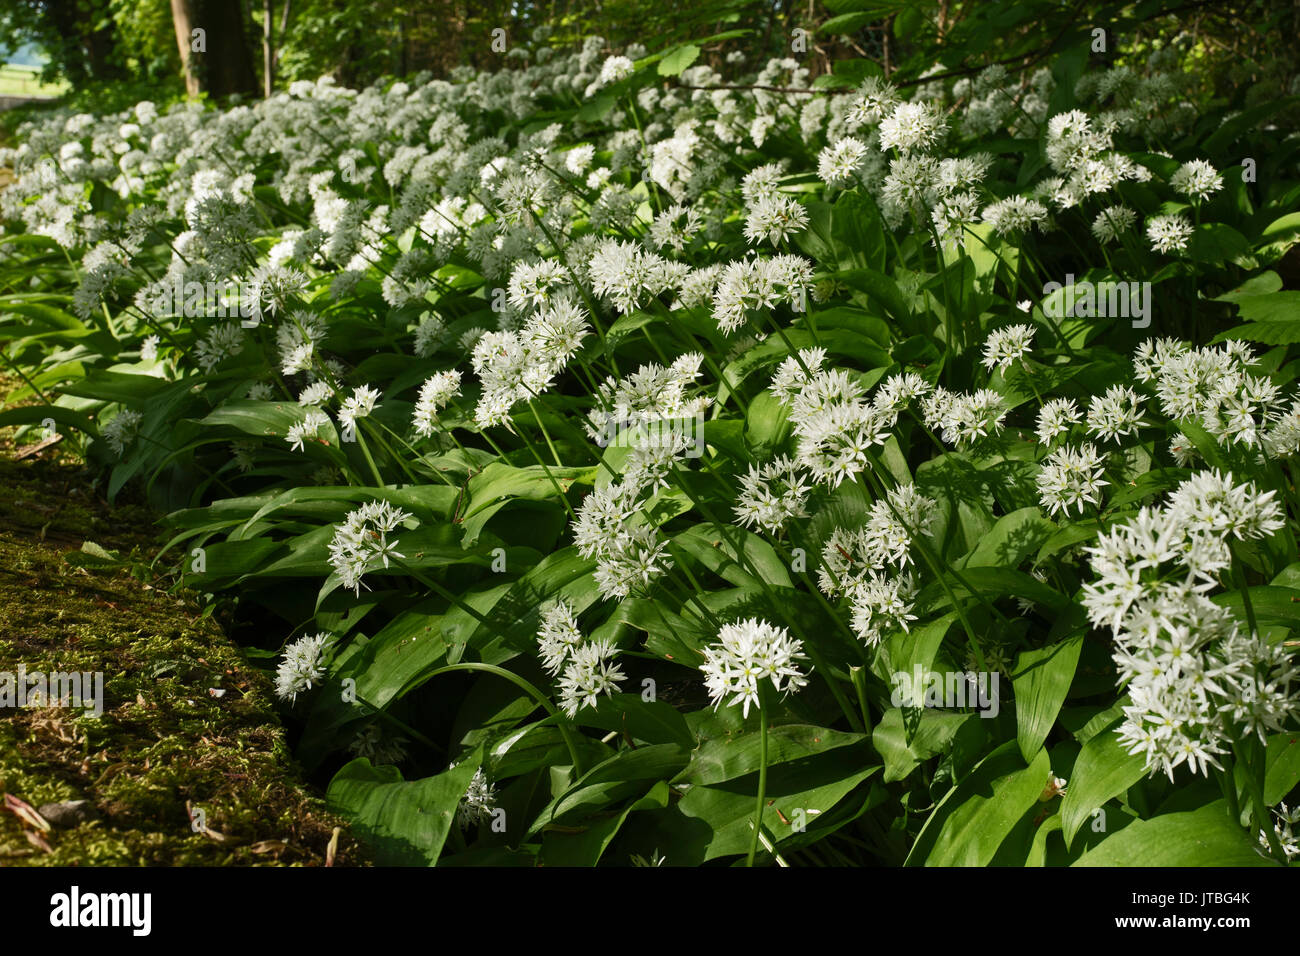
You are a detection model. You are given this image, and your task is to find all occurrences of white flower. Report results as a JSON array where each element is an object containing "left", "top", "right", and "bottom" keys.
[
  {"left": 734, "top": 456, "right": 811, "bottom": 534},
  {"left": 1036, "top": 397, "right": 1081, "bottom": 445},
  {"left": 1170, "top": 159, "right": 1222, "bottom": 202},
  {"left": 878, "top": 102, "right": 947, "bottom": 153},
  {"left": 275, "top": 632, "right": 330, "bottom": 702},
  {"left": 981, "top": 324, "right": 1036, "bottom": 372},
  {"left": 699, "top": 618, "right": 809, "bottom": 719},
  {"left": 412, "top": 370, "right": 462, "bottom": 438},
  {"left": 648, "top": 203, "right": 703, "bottom": 254},
  {"left": 1036, "top": 442, "right": 1109, "bottom": 516},
  {"left": 817, "top": 137, "right": 870, "bottom": 185},
  {"left": 597, "top": 55, "right": 635, "bottom": 87},
  {"left": 328, "top": 501, "right": 412, "bottom": 595},
  {"left": 456, "top": 768, "right": 498, "bottom": 829},
  {"left": 338, "top": 384, "right": 380, "bottom": 432},
  {"left": 557, "top": 639, "right": 626, "bottom": 717},
  {"left": 286, "top": 409, "right": 330, "bottom": 451},
  {"left": 101, "top": 408, "right": 142, "bottom": 457},
  {"left": 565, "top": 144, "right": 595, "bottom": 175},
  {"left": 1086, "top": 385, "right": 1147, "bottom": 442},
  {"left": 848, "top": 571, "right": 918, "bottom": 646},
  {"left": 537, "top": 598, "right": 584, "bottom": 676},
  {"left": 982, "top": 196, "right": 1048, "bottom": 236},
  {"left": 743, "top": 194, "right": 808, "bottom": 246},
  {"left": 1146, "top": 214, "right": 1193, "bottom": 254},
  {"left": 1091, "top": 205, "right": 1135, "bottom": 244}
]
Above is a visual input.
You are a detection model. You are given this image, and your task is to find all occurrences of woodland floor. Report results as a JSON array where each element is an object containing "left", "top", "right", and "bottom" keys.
[{"left": 0, "top": 381, "right": 366, "bottom": 865}]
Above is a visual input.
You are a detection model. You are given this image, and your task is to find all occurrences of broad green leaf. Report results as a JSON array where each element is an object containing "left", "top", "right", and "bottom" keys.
[
  {"left": 1074, "top": 800, "right": 1277, "bottom": 866},
  {"left": 906, "top": 741, "right": 1051, "bottom": 866},
  {"left": 1060, "top": 723, "right": 1149, "bottom": 847},
  {"left": 326, "top": 753, "right": 482, "bottom": 866},
  {"left": 1012, "top": 634, "right": 1083, "bottom": 762}
]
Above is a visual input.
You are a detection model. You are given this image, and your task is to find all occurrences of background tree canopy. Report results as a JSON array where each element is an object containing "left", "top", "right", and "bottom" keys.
[{"left": 3, "top": 0, "right": 1299, "bottom": 109}]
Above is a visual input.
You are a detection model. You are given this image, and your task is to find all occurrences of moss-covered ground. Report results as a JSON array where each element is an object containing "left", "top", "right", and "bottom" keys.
[{"left": 0, "top": 387, "right": 366, "bottom": 865}]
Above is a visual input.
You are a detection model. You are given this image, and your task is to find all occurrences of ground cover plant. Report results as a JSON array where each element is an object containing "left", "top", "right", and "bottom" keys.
[{"left": 2, "top": 16, "right": 1300, "bottom": 867}]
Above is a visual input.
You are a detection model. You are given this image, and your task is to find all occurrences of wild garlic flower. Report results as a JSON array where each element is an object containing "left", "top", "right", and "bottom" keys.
[
  {"left": 1036, "top": 397, "right": 1081, "bottom": 446},
  {"left": 982, "top": 196, "right": 1048, "bottom": 236},
  {"left": 412, "top": 370, "right": 462, "bottom": 438},
  {"left": 338, "top": 384, "right": 380, "bottom": 432},
  {"left": 1083, "top": 473, "right": 1295, "bottom": 781},
  {"left": 101, "top": 408, "right": 143, "bottom": 457},
  {"left": 507, "top": 258, "right": 569, "bottom": 312},
  {"left": 537, "top": 598, "right": 585, "bottom": 676},
  {"left": 734, "top": 455, "right": 812, "bottom": 534},
  {"left": 328, "top": 501, "right": 412, "bottom": 595},
  {"left": 1091, "top": 205, "right": 1136, "bottom": 244},
  {"left": 1145, "top": 213, "right": 1193, "bottom": 254},
  {"left": 596, "top": 55, "right": 635, "bottom": 88},
  {"left": 648, "top": 203, "right": 703, "bottom": 254},
  {"left": 456, "top": 768, "right": 498, "bottom": 829},
  {"left": 1259, "top": 803, "right": 1300, "bottom": 862},
  {"left": 848, "top": 571, "right": 919, "bottom": 647},
  {"left": 872, "top": 371, "right": 933, "bottom": 414},
  {"left": 981, "top": 324, "right": 1036, "bottom": 372},
  {"left": 817, "top": 137, "right": 870, "bottom": 185},
  {"left": 348, "top": 723, "right": 409, "bottom": 766},
  {"left": 194, "top": 323, "right": 245, "bottom": 372},
  {"left": 1085, "top": 385, "right": 1147, "bottom": 443},
  {"left": 588, "top": 239, "right": 677, "bottom": 313},
  {"left": 557, "top": 639, "right": 626, "bottom": 717},
  {"left": 817, "top": 484, "right": 937, "bottom": 596},
  {"left": 922, "top": 387, "right": 1008, "bottom": 448},
  {"left": 700, "top": 618, "right": 809, "bottom": 719},
  {"left": 743, "top": 193, "right": 809, "bottom": 246},
  {"left": 711, "top": 255, "right": 814, "bottom": 334},
  {"left": 286, "top": 408, "right": 331, "bottom": 451},
  {"left": 1036, "top": 443, "right": 1109, "bottom": 516},
  {"left": 275, "top": 632, "right": 331, "bottom": 702},
  {"left": 1169, "top": 159, "right": 1222, "bottom": 202},
  {"left": 844, "top": 77, "right": 901, "bottom": 129},
  {"left": 878, "top": 102, "right": 947, "bottom": 154}
]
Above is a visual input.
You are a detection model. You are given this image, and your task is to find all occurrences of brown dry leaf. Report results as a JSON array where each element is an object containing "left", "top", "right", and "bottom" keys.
[
  {"left": 24, "top": 829, "right": 54, "bottom": 854},
  {"left": 249, "top": 840, "right": 287, "bottom": 854},
  {"left": 3, "top": 793, "right": 51, "bottom": 832}
]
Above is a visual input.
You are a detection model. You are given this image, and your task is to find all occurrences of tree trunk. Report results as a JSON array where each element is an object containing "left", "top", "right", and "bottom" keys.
[{"left": 170, "top": 0, "right": 259, "bottom": 99}]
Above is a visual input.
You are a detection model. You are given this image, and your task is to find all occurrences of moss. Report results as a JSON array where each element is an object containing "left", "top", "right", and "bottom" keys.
[{"left": 0, "top": 385, "right": 367, "bottom": 866}]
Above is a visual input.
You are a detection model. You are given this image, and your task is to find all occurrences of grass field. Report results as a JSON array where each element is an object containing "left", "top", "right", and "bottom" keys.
[{"left": 0, "top": 63, "right": 67, "bottom": 98}]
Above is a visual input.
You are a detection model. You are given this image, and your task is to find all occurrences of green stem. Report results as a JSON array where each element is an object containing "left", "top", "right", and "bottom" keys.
[{"left": 747, "top": 701, "right": 769, "bottom": 868}]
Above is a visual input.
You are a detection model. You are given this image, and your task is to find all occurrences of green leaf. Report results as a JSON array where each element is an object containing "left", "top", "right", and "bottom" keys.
[
  {"left": 326, "top": 753, "right": 481, "bottom": 866},
  {"left": 539, "top": 781, "right": 671, "bottom": 866},
  {"left": 1074, "top": 800, "right": 1277, "bottom": 866},
  {"left": 1012, "top": 634, "right": 1083, "bottom": 762},
  {"left": 657, "top": 44, "right": 700, "bottom": 76},
  {"left": 573, "top": 693, "right": 695, "bottom": 750},
  {"left": 671, "top": 523, "right": 793, "bottom": 589},
  {"left": 1060, "top": 723, "right": 1148, "bottom": 847},
  {"left": 907, "top": 741, "right": 1051, "bottom": 866},
  {"left": 1264, "top": 732, "right": 1300, "bottom": 805},
  {"left": 873, "top": 707, "right": 980, "bottom": 783},
  {"left": 679, "top": 723, "right": 867, "bottom": 786}
]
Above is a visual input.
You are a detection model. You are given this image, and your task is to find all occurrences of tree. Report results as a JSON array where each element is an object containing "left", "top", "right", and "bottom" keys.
[{"left": 169, "top": 0, "right": 258, "bottom": 98}]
